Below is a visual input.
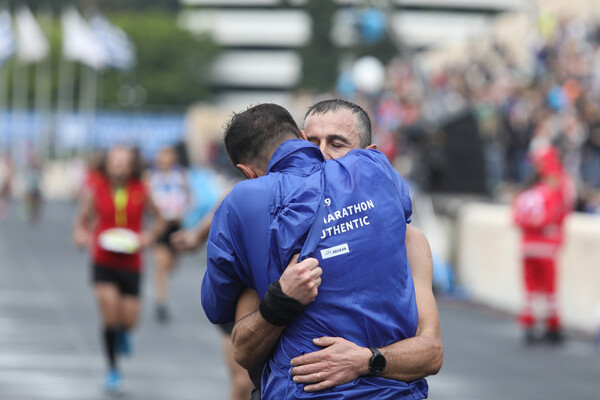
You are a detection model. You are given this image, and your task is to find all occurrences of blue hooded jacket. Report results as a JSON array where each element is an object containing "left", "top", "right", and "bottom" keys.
[{"left": 202, "top": 139, "right": 427, "bottom": 399}]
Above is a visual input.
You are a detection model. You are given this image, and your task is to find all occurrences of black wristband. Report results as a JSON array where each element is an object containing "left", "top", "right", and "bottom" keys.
[{"left": 259, "top": 280, "right": 305, "bottom": 326}]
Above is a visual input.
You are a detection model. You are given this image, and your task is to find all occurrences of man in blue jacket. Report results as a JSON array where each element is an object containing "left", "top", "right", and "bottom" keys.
[
  {"left": 230, "top": 99, "right": 441, "bottom": 398},
  {"left": 202, "top": 103, "right": 432, "bottom": 399}
]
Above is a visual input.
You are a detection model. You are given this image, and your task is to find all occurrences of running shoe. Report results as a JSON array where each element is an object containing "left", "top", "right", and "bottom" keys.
[
  {"left": 117, "top": 330, "right": 133, "bottom": 356},
  {"left": 104, "top": 369, "right": 122, "bottom": 394}
]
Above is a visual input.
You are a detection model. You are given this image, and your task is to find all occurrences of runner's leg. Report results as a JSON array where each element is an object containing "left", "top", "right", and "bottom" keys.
[
  {"left": 95, "top": 283, "right": 121, "bottom": 371},
  {"left": 117, "top": 269, "right": 141, "bottom": 355},
  {"left": 121, "top": 295, "right": 140, "bottom": 330},
  {"left": 154, "top": 244, "right": 175, "bottom": 322},
  {"left": 222, "top": 333, "right": 254, "bottom": 400},
  {"left": 542, "top": 258, "right": 563, "bottom": 343},
  {"left": 518, "top": 258, "right": 536, "bottom": 327}
]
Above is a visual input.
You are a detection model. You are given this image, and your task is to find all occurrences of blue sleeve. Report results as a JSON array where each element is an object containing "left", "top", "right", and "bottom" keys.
[
  {"left": 392, "top": 169, "right": 412, "bottom": 224},
  {"left": 201, "top": 198, "right": 245, "bottom": 324},
  {"left": 363, "top": 149, "right": 413, "bottom": 224}
]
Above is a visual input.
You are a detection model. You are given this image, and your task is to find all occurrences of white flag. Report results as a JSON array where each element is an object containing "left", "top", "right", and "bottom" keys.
[
  {"left": 90, "top": 15, "right": 136, "bottom": 70},
  {"left": 62, "top": 6, "right": 108, "bottom": 70},
  {"left": 0, "top": 8, "right": 15, "bottom": 66},
  {"left": 14, "top": 6, "right": 49, "bottom": 63}
]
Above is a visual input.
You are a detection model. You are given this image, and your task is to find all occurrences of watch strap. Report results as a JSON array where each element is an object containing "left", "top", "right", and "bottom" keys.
[{"left": 368, "top": 347, "right": 385, "bottom": 375}]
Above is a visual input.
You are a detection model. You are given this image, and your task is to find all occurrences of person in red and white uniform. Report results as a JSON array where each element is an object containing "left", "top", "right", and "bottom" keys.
[
  {"left": 513, "top": 144, "right": 574, "bottom": 344},
  {"left": 73, "top": 146, "right": 166, "bottom": 392}
]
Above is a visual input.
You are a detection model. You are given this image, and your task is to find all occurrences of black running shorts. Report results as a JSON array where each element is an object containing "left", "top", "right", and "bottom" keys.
[
  {"left": 92, "top": 264, "right": 141, "bottom": 297},
  {"left": 156, "top": 221, "right": 182, "bottom": 254}
]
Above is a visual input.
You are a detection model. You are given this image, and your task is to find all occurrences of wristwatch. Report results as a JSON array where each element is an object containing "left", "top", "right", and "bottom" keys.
[{"left": 368, "top": 347, "right": 386, "bottom": 375}]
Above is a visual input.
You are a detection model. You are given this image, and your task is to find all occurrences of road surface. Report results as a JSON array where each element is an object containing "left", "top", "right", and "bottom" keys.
[{"left": 0, "top": 202, "right": 598, "bottom": 399}]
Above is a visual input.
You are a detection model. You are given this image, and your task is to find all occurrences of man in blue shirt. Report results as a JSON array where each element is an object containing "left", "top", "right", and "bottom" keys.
[
  {"left": 202, "top": 103, "right": 434, "bottom": 399},
  {"left": 231, "top": 99, "right": 441, "bottom": 398}
]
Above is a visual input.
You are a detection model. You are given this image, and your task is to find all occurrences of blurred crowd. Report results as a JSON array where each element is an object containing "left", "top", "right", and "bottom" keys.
[
  {"left": 355, "top": 14, "right": 600, "bottom": 214},
  {"left": 5, "top": 12, "right": 600, "bottom": 217}
]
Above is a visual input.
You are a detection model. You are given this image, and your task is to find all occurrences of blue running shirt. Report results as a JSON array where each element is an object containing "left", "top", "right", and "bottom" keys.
[{"left": 202, "top": 139, "right": 427, "bottom": 399}]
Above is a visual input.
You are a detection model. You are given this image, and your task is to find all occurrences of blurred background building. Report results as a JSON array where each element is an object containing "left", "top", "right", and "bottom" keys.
[{"left": 178, "top": 0, "right": 523, "bottom": 110}]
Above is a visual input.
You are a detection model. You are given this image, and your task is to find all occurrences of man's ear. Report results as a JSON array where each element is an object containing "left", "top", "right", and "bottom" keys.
[
  {"left": 236, "top": 163, "right": 260, "bottom": 179},
  {"left": 300, "top": 130, "right": 308, "bottom": 141},
  {"left": 366, "top": 143, "right": 378, "bottom": 150}
]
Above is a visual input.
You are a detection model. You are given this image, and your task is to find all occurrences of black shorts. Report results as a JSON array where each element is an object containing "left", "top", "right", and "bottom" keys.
[
  {"left": 156, "top": 221, "right": 182, "bottom": 253},
  {"left": 92, "top": 264, "right": 141, "bottom": 297}
]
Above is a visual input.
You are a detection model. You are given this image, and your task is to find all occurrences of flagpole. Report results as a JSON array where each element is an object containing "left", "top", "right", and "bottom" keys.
[
  {"left": 0, "top": 64, "right": 7, "bottom": 110},
  {"left": 78, "top": 64, "right": 98, "bottom": 149},
  {"left": 0, "top": 65, "right": 8, "bottom": 150},
  {"left": 33, "top": 60, "right": 44, "bottom": 155},
  {"left": 11, "top": 59, "right": 26, "bottom": 110},
  {"left": 96, "top": 68, "right": 103, "bottom": 110},
  {"left": 57, "top": 58, "right": 74, "bottom": 113},
  {"left": 0, "top": 5, "right": 11, "bottom": 114},
  {"left": 88, "top": 65, "right": 97, "bottom": 149},
  {"left": 35, "top": 7, "right": 52, "bottom": 158},
  {"left": 78, "top": 64, "right": 86, "bottom": 113},
  {"left": 0, "top": 5, "right": 15, "bottom": 152},
  {"left": 13, "top": 4, "right": 51, "bottom": 155},
  {"left": 11, "top": 58, "right": 27, "bottom": 155},
  {"left": 56, "top": 57, "right": 74, "bottom": 158}
]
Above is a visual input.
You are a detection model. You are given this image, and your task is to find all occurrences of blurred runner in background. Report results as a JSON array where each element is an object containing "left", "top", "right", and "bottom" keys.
[
  {"left": 513, "top": 143, "right": 574, "bottom": 344},
  {"left": 73, "top": 146, "right": 166, "bottom": 393},
  {"left": 148, "top": 146, "right": 189, "bottom": 323},
  {"left": 0, "top": 152, "right": 13, "bottom": 221}
]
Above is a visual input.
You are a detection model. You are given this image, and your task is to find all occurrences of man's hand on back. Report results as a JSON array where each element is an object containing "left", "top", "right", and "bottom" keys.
[
  {"left": 290, "top": 337, "right": 371, "bottom": 392},
  {"left": 279, "top": 254, "right": 322, "bottom": 305},
  {"left": 287, "top": 226, "right": 443, "bottom": 392}
]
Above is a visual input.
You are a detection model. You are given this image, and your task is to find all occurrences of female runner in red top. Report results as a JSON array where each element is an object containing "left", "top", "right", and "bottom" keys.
[{"left": 74, "top": 146, "right": 166, "bottom": 392}]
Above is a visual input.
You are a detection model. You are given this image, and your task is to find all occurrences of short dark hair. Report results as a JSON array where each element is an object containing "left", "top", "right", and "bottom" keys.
[
  {"left": 304, "top": 99, "right": 372, "bottom": 148},
  {"left": 224, "top": 103, "right": 302, "bottom": 169}
]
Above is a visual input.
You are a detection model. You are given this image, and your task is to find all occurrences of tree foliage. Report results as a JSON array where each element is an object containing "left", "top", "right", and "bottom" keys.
[
  {"left": 3, "top": 9, "right": 216, "bottom": 111},
  {"left": 5, "top": 0, "right": 180, "bottom": 13},
  {"left": 102, "top": 13, "right": 217, "bottom": 110}
]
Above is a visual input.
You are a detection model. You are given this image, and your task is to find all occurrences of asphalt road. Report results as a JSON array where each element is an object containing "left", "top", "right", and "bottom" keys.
[{"left": 0, "top": 202, "right": 599, "bottom": 400}]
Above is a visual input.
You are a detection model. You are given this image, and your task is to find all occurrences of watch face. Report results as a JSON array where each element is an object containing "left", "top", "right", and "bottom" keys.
[{"left": 370, "top": 353, "right": 386, "bottom": 375}]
